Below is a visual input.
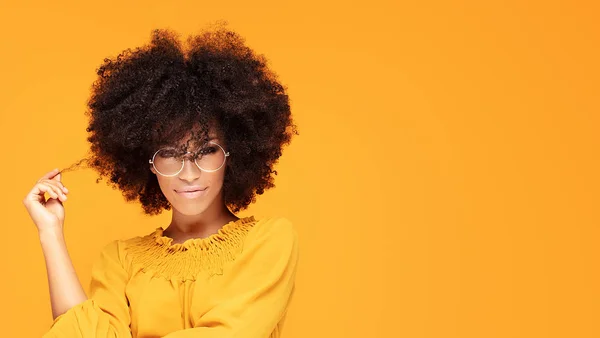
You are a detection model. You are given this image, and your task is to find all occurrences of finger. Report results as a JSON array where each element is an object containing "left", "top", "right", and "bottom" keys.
[
  {"left": 39, "top": 182, "right": 67, "bottom": 202},
  {"left": 52, "top": 172, "right": 61, "bottom": 182},
  {"left": 45, "top": 182, "right": 67, "bottom": 201},
  {"left": 40, "top": 183, "right": 60, "bottom": 200},
  {"left": 39, "top": 178, "right": 69, "bottom": 195},
  {"left": 46, "top": 176, "right": 68, "bottom": 193},
  {"left": 31, "top": 183, "right": 58, "bottom": 201},
  {"left": 24, "top": 181, "right": 59, "bottom": 207},
  {"left": 56, "top": 174, "right": 69, "bottom": 193},
  {"left": 39, "top": 168, "right": 60, "bottom": 182}
]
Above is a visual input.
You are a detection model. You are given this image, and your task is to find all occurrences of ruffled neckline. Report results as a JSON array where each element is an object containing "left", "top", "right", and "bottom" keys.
[{"left": 152, "top": 216, "right": 257, "bottom": 252}]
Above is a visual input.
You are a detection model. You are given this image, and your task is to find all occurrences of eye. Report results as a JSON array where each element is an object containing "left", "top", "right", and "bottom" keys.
[
  {"left": 199, "top": 146, "right": 218, "bottom": 155},
  {"left": 157, "top": 148, "right": 178, "bottom": 158}
]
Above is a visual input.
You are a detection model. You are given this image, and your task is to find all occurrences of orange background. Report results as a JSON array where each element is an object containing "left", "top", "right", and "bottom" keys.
[{"left": 1, "top": 1, "right": 599, "bottom": 337}]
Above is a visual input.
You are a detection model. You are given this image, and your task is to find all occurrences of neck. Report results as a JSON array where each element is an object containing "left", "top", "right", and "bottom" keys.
[{"left": 165, "top": 201, "right": 239, "bottom": 241}]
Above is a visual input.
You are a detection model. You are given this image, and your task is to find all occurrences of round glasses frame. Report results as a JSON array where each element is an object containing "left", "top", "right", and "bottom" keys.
[{"left": 148, "top": 141, "right": 230, "bottom": 177}]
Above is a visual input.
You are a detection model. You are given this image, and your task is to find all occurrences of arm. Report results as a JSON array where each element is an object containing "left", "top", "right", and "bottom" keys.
[
  {"left": 163, "top": 217, "right": 299, "bottom": 338},
  {"left": 42, "top": 239, "right": 133, "bottom": 338},
  {"left": 39, "top": 228, "right": 88, "bottom": 319},
  {"left": 23, "top": 169, "right": 131, "bottom": 337}
]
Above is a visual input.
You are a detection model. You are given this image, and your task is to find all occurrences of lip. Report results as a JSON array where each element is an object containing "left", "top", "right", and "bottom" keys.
[{"left": 175, "top": 187, "right": 208, "bottom": 199}]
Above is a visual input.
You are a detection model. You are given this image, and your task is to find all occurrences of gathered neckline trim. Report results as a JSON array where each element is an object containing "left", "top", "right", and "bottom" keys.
[
  {"left": 121, "top": 216, "right": 259, "bottom": 280},
  {"left": 151, "top": 216, "right": 257, "bottom": 251}
]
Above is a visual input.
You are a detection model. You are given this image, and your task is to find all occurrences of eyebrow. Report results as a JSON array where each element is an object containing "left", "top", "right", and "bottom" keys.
[{"left": 160, "top": 136, "right": 219, "bottom": 148}]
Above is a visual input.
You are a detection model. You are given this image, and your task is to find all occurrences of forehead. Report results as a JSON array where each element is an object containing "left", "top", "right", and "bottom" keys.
[
  {"left": 154, "top": 120, "right": 223, "bottom": 149},
  {"left": 169, "top": 133, "right": 220, "bottom": 148}
]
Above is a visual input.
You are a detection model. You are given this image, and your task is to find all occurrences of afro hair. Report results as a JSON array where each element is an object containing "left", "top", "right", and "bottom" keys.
[{"left": 61, "top": 21, "right": 298, "bottom": 215}]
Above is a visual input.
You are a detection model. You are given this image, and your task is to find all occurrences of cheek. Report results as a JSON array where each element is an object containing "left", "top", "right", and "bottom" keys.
[
  {"left": 155, "top": 172, "right": 226, "bottom": 203},
  {"left": 155, "top": 177, "right": 174, "bottom": 197}
]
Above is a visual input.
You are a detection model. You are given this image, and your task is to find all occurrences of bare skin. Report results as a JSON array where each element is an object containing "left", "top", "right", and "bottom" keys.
[
  {"left": 22, "top": 168, "right": 83, "bottom": 319},
  {"left": 23, "top": 126, "right": 238, "bottom": 319},
  {"left": 151, "top": 126, "right": 239, "bottom": 244}
]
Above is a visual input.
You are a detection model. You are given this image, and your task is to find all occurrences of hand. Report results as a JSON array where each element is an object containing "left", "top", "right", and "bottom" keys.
[{"left": 23, "top": 168, "right": 70, "bottom": 233}]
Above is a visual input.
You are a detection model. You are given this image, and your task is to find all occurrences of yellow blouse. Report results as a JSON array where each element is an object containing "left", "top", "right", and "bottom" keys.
[{"left": 43, "top": 216, "right": 299, "bottom": 338}]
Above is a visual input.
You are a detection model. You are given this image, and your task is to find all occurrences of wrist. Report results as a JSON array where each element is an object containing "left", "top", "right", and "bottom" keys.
[{"left": 38, "top": 228, "right": 65, "bottom": 244}]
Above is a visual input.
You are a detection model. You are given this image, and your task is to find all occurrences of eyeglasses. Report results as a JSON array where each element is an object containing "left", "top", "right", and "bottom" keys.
[{"left": 149, "top": 141, "right": 230, "bottom": 177}]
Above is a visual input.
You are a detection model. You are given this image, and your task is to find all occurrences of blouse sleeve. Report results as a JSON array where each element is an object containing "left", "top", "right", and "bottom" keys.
[
  {"left": 163, "top": 217, "right": 300, "bottom": 338},
  {"left": 42, "top": 240, "right": 132, "bottom": 338}
]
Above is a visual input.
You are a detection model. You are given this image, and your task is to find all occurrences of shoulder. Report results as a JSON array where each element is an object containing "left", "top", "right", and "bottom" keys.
[
  {"left": 242, "top": 216, "right": 299, "bottom": 258},
  {"left": 90, "top": 239, "right": 130, "bottom": 273},
  {"left": 97, "top": 238, "right": 126, "bottom": 260},
  {"left": 97, "top": 230, "right": 158, "bottom": 268},
  {"left": 118, "top": 227, "right": 161, "bottom": 250},
  {"left": 250, "top": 216, "right": 297, "bottom": 242}
]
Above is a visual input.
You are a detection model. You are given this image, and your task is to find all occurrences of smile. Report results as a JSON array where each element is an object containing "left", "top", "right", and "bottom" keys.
[{"left": 175, "top": 187, "right": 208, "bottom": 199}]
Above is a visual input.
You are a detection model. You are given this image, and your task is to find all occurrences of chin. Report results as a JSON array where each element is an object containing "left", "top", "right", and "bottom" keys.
[
  {"left": 174, "top": 206, "right": 209, "bottom": 216},
  {"left": 168, "top": 192, "right": 214, "bottom": 216},
  {"left": 170, "top": 199, "right": 209, "bottom": 215}
]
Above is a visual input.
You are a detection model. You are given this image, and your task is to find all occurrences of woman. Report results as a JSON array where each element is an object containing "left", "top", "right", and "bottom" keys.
[{"left": 22, "top": 22, "right": 300, "bottom": 338}]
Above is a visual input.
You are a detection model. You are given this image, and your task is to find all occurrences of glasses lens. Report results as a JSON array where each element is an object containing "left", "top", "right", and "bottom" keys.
[
  {"left": 154, "top": 148, "right": 183, "bottom": 175},
  {"left": 196, "top": 143, "right": 226, "bottom": 171},
  {"left": 152, "top": 143, "right": 227, "bottom": 175}
]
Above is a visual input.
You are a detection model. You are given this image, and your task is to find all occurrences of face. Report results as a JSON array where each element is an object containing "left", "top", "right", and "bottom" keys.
[{"left": 150, "top": 126, "right": 229, "bottom": 216}]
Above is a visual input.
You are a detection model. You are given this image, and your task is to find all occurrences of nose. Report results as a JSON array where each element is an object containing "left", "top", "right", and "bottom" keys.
[{"left": 177, "top": 155, "right": 202, "bottom": 182}]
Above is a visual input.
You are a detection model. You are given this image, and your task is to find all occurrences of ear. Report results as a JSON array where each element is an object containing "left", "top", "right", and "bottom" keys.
[{"left": 150, "top": 164, "right": 156, "bottom": 175}]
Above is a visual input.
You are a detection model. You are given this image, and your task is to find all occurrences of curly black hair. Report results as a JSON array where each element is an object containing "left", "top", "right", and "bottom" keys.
[{"left": 60, "top": 21, "right": 298, "bottom": 215}]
